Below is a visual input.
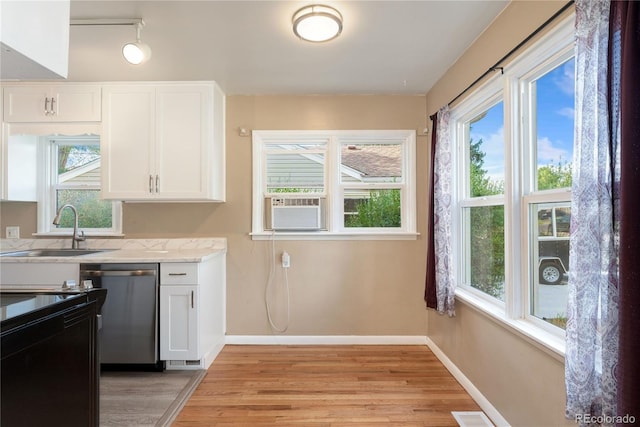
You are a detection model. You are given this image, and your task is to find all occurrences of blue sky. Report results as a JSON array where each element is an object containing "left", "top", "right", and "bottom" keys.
[{"left": 469, "top": 58, "right": 575, "bottom": 181}]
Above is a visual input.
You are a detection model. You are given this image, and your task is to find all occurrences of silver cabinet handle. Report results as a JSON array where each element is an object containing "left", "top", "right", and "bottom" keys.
[
  {"left": 191, "top": 290, "right": 194, "bottom": 308},
  {"left": 149, "top": 175, "right": 153, "bottom": 193},
  {"left": 168, "top": 272, "right": 187, "bottom": 276},
  {"left": 50, "top": 97, "right": 56, "bottom": 115},
  {"left": 155, "top": 175, "right": 159, "bottom": 193},
  {"left": 44, "top": 97, "right": 50, "bottom": 115}
]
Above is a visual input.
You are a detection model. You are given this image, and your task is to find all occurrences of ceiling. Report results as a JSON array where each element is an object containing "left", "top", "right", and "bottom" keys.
[{"left": 68, "top": 1, "right": 509, "bottom": 95}]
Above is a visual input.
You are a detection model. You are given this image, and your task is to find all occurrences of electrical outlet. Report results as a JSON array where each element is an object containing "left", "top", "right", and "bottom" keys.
[
  {"left": 281, "top": 251, "right": 291, "bottom": 268},
  {"left": 6, "top": 226, "right": 20, "bottom": 239}
]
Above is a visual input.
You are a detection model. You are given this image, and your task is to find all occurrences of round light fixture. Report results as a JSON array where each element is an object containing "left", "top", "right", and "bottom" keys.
[
  {"left": 122, "top": 22, "right": 152, "bottom": 65},
  {"left": 292, "top": 4, "right": 343, "bottom": 43},
  {"left": 122, "top": 41, "right": 152, "bottom": 65}
]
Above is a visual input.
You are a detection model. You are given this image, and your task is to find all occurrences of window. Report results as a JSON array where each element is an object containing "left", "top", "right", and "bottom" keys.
[
  {"left": 252, "top": 130, "right": 416, "bottom": 239},
  {"left": 38, "top": 135, "right": 122, "bottom": 235},
  {"left": 450, "top": 16, "right": 574, "bottom": 344}
]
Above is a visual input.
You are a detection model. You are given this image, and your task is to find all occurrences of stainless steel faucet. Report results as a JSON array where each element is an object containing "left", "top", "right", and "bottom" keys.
[{"left": 53, "top": 204, "right": 86, "bottom": 249}]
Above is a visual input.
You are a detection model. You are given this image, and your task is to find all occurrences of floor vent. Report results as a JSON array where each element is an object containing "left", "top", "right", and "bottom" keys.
[{"left": 452, "top": 411, "right": 495, "bottom": 427}]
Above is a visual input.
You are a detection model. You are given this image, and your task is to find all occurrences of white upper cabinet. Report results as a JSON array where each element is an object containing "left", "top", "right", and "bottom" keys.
[
  {"left": 101, "top": 82, "right": 225, "bottom": 201},
  {"left": 3, "top": 84, "right": 101, "bottom": 122},
  {"left": 0, "top": 1, "right": 70, "bottom": 79}
]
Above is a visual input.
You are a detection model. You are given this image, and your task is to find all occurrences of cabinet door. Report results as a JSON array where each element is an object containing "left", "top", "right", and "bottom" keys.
[
  {"left": 3, "top": 85, "right": 101, "bottom": 122},
  {"left": 155, "top": 85, "right": 213, "bottom": 199},
  {"left": 101, "top": 86, "right": 156, "bottom": 200},
  {"left": 3, "top": 86, "right": 50, "bottom": 122},
  {"left": 51, "top": 85, "right": 101, "bottom": 122},
  {"left": 160, "top": 285, "right": 199, "bottom": 361}
]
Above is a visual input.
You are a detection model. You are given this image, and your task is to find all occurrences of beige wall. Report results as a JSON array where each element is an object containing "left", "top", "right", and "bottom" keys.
[
  {"left": 1, "top": 95, "right": 430, "bottom": 336},
  {"left": 425, "top": 1, "right": 574, "bottom": 426}
]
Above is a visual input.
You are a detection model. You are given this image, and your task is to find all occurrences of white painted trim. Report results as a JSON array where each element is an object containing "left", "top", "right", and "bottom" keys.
[
  {"left": 425, "top": 337, "right": 511, "bottom": 427},
  {"left": 225, "top": 335, "right": 428, "bottom": 345}
]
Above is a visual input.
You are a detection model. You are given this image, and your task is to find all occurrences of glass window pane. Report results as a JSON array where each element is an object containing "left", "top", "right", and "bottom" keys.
[
  {"left": 266, "top": 153, "right": 325, "bottom": 193},
  {"left": 57, "top": 143, "right": 100, "bottom": 177},
  {"left": 56, "top": 190, "right": 113, "bottom": 228},
  {"left": 468, "top": 101, "right": 504, "bottom": 197},
  {"left": 534, "top": 57, "right": 575, "bottom": 191},
  {"left": 465, "top": 205, "right": 505, "bottom": 300},
  {"left": 340, "top": 143, "right": 402, "bottom": 183},
  {"left": 530, "top": 202, "right": 570, "bottom": 329},
  {"left": 343, "top": 189, "right": 401, "bottom": 228}
]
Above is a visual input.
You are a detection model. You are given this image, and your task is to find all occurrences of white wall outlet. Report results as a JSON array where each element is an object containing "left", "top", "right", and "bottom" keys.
[
  {"left": 281, "top": 251, "right": 290, "bottom": 268},
  {"left": 6, "top": 226, "right": 20, "bottom": 239}
]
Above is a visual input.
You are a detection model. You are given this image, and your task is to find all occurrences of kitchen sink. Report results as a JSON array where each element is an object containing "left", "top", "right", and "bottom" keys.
[{"left": 0, "top": 249, "right": 112, "bottom": 257}]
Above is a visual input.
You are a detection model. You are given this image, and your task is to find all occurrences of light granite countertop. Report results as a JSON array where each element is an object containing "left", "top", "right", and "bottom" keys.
[{"left": 0, "top": 238, "right": 226, "bottom": 263}]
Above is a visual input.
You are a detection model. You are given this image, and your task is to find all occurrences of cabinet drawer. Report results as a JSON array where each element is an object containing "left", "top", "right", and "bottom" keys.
[{"left": 161, "top": 263, "right": 198, "bottom": 285}]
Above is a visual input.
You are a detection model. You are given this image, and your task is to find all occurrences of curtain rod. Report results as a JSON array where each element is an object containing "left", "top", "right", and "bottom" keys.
[{"left": 446, "top": 0, "right": 575, "bottom": 108}]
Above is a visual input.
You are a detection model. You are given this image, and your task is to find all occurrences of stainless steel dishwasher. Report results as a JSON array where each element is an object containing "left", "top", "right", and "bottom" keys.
[{"left": 80, "top": 263, "right": 162, "bottom": 370}]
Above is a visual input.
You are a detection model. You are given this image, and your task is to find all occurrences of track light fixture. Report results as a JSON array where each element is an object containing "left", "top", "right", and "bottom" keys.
[
  {"left": 70, "top": 18, "right": 152, "bottom": 65},
  {"left": 122, "top": 22, "right": 152, "bottom": 65}
]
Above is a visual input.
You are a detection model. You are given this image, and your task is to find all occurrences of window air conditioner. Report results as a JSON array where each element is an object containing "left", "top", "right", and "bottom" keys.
[{"left": 265, "top": 197, "right": 326, "bottom": 231}]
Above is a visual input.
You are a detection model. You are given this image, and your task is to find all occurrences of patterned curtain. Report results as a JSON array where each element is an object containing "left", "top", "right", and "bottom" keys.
[
  {"left": 424, "top": 105, "right": 455, "bottom": 316},
  {"left": 565, "top": 0, "right": 619, "bottom": 423}
]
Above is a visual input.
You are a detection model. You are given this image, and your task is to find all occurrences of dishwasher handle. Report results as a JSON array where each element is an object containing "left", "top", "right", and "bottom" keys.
[{"left": 81, "top": 270, "right": 157, "bottom": 277}]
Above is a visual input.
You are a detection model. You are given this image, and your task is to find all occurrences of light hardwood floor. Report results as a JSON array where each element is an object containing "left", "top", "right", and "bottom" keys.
[{"left": 173, "top": 345, "right": 480, "bottom": 426}]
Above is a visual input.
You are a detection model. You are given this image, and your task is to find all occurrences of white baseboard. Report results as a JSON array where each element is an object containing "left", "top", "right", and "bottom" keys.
[
  {"left": 224, "top": 335, "right": 428, "bottom": 345},
  {"left": 425, "top": 337, "right": 511, "bottom": 427}
]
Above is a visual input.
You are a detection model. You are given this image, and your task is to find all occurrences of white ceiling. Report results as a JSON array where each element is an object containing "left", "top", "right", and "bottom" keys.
[{"left": 68, "top": 0, "right": 509, "bottom": 95}]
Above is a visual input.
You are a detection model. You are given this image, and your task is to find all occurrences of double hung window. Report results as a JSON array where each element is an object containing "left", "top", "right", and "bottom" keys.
[
  {"left": 451, "top": 16, "right": 575, "bottom": 345},
  {"left": 38, "top": 135, "right": 121, "bottom": 235}
]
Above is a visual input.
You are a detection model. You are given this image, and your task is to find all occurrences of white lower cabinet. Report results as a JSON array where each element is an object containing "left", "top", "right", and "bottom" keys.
[
  {"left": 160, "top": 285, "right": 199, "bottom": 361},
  {"left": 159, "top": 254, "right": 225, "bottom": 369}
]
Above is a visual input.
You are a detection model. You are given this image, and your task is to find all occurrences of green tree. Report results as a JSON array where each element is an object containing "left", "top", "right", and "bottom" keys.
[
  {"left": 537, "top": 161, "right": 572, "bottom": 190},
  {"left": 345, "top": 189, "right": 401, "bottom": 228},
  {"left": 469, "top": 138, "right": 505, "bottom": 299}
]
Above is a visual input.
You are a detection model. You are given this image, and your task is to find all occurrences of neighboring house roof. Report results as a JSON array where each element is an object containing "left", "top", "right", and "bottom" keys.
[
  {"left": 341, "top": 144, "right": 401, "bottom": 178},
  {"left": 59, "top": 159, "right": 101, "bottom": 184}
]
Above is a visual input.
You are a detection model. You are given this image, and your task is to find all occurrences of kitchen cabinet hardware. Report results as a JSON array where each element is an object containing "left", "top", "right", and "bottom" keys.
[
  {"left": 44, "top": 97, "right": 50, "bottom": 115},
  {"left": 168, "top": 272, "right": 188, "bottom": 276},
  {"left": 191, "top": 290, "right": 194, "bottom": 308},
  {"left": 149, "top": 175, "right": 153, "bottom": 193}
]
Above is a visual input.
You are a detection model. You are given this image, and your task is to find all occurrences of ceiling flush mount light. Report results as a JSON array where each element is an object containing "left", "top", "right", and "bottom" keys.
[
  {"left": 122, "top": 21, "right": 151, "bottom": 65},
  {"left": 292, "top": 4, "right": 343, "bottom": 43},
  {"left": 70, "top": 18, "right": 151, "bottom": 65}
]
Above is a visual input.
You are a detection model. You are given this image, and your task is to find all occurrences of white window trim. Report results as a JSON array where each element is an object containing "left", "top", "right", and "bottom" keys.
[
  {"left": 450, "top": 14, "right": 575, "bottom": 357},
  {"left": 252, "top": 130, "right": 417, "bottom": 240},
  {"left": 35, "top": 137, "right": 123, "bottom": 237}
]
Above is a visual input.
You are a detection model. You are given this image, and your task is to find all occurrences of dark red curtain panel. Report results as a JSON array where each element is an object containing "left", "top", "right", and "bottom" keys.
[
  {"left": 425, "top": 113, "right": 438, "bottom": 309},
  {"left": 614, "top": 0, "right": 640, "bottom": 420}
]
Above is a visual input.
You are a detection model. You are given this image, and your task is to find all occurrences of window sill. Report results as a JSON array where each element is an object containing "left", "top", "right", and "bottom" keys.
[
  {"left": 455, "top": 288, "right": 565, "bottom": 362},
  {"left": 251, "top": 231, "right": 420, "bottom": 241}
]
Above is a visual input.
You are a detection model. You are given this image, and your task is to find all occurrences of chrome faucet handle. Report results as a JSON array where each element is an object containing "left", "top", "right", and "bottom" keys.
[{"left": 76, "top": 230, "right": 86, "bottom": 242}]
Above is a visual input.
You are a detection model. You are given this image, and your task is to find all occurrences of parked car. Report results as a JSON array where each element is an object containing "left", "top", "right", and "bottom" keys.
[{"left": 537, "top": 205, "right": 570, "bottom": 285}]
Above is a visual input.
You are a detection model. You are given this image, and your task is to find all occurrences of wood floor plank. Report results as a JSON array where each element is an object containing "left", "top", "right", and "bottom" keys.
[{"left": 173, "top": 345, "right": 480, "bottom": 426}]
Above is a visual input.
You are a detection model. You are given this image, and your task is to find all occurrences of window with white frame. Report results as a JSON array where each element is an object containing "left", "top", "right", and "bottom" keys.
[
  {"left": 252, "top": 130, "right": 416, "bottom": 239},
  {"left": 451, "top": 16, "right": 574, "bottom": 337},
  {"left": 38, "top": 135, "right": 121, "bottom": 235}
]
